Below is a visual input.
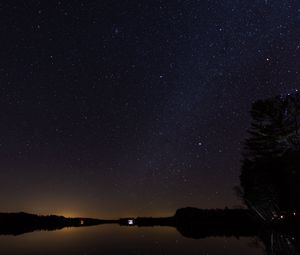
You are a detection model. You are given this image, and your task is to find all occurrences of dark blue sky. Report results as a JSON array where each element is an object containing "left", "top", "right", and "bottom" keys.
[{"left": 1, "top": 0, "right": 300, "bottom": 217}]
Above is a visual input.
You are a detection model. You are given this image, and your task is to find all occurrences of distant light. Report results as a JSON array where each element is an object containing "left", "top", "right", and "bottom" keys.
[
  {"left": 280, "top": 215, "right": 284, "bottom": 219},
  {"left": 293, "top": 212, "right": 296, "bottom": 216},
  {"left": 128, "top": 219, "right": 134, "bottom": 225},
  {"left": 80, "top": 220, "right": 84, "bottom": 225}
]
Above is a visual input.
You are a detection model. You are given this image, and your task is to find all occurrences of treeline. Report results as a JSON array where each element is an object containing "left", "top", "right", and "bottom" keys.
[
  {"left": 0, "top": 212, "right": 104, "bottom": 235},
  {"left": 174, "top": 207, "right": 256, "bottom": 225}
]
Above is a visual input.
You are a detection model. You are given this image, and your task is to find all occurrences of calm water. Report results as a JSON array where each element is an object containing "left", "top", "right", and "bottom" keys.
[{"left": 0, "top": 224, "right": 266, "bottom": 255}]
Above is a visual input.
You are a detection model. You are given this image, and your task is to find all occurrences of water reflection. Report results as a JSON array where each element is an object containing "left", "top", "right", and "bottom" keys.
[
  {"left": 1, "top": 221, "right": 300, "bottom": 255},
  {"left": 176, "top": 224, "right": 300, "bottom": 255},
  {"left": 260, "top": 231, "right": 300, "bottom": 255},
  {"left": 0, "top": 224, "right": 264, "bottom": 255}
]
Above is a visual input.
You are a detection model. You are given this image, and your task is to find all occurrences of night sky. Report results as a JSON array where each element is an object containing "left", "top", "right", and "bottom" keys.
[{"left": 1, "top": 1, "right": 300, "bottom": 218}]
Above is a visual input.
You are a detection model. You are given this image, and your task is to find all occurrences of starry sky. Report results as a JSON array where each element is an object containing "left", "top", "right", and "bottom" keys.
[{"left": 1, "top": 0, "right": 300, "bottom": 218}]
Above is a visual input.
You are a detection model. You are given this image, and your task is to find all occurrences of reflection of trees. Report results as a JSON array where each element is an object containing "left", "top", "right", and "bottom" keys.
[
  {"left": 174, "top": 219, "right": 300, "bottom": 255},
  {"left": 125, "top": 208, "right": 300, "bottom": 255},
  {"left": 259, "top": 231, "right": 300, "bottom": 255},
  {"left": 175, "top": 220, "right": 300, "bottom": 255},
  {"left": 240, "top": 92, "right": 300, "bottom": 221}
]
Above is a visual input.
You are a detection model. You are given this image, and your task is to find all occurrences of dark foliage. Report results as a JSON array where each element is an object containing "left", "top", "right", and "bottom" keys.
[{"left": 240, "top": 92, "right": 300, "bottom": 220}]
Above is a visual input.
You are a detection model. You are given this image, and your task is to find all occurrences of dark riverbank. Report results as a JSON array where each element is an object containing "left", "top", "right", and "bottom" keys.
[
  {"left": 1, "top": 207, "right": 300, "bottom": 238},
  {"left": 120, "top": 207, "right": 300, "bottom": 239},
  {"left": 0, "top": 212, "right": 117, "bottom": 235},
  {"left": 1, "top": 208, "right": 299, "bottom": 255}
]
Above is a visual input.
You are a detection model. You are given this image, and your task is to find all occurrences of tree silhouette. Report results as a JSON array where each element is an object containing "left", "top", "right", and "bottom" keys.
[{"left": 240, "top": 92, "right": 300, "bottom": 220}]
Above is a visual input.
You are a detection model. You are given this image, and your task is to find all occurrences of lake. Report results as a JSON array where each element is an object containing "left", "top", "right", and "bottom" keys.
[{"left": 0, "top": 224, "right": 266, "bottom": 255}]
